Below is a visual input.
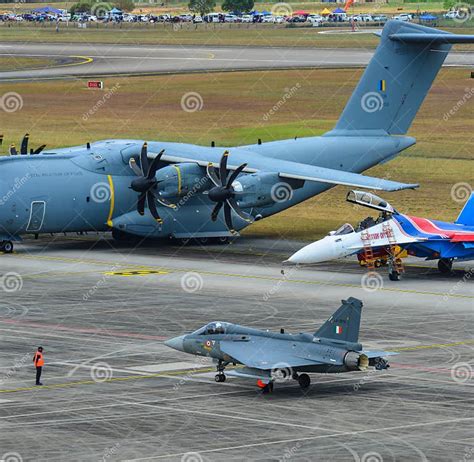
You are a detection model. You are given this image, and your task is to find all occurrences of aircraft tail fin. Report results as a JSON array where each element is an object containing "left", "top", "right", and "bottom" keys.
[
  {"left": 456, "top": 192, "right": 474, "bottom": 226},
  {"left": 331, "top": 21, "right": 474, "bottom": 136},
  {"left": 315, "top": 297, "right": 362, "bottom": 343}
]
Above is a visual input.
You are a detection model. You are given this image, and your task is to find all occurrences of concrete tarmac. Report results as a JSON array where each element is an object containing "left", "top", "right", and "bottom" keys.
[
  {"left": 1, "top": 42, "right": 473, "bottom": 81},
  {"left": 0, "top": 235, "right": 472, "bottom": 461}
]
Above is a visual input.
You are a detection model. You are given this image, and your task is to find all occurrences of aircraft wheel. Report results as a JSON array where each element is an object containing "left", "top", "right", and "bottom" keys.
[
  {"left": 438, "top": 258, "right": 453, "bottom": 274},
  {"left": 262, "top": 382, "right": 274, "bottom": 394},
  {"left": 388, "top": 271, "right": 400, "bottom": 281},
  {"left": 215, "top": 374, "right": 226, "bottom": 383},
  {"left": 215, "top": 236, "right": 229, "bottom": 245},
  {"left": 198, "top": 237, "right": 209, "bottom": 245},
  {"left": 298, "top": 373, "right": 311, "bottom": 390},
  {"left": 1, "top": 241, "right": 13, "bottom": 253}
]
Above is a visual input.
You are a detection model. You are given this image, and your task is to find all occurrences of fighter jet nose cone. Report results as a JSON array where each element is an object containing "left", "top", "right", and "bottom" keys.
[{"left": 164, "top": 335, "right": 186, "bottom": 352}]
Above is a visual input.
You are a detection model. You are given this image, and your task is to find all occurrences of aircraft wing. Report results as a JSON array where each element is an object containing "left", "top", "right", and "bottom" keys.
[
  {"left": 157, "top": 152, "right": 418, "bottom": 192},
  {"left": 219, "top": 338, "right": 325, "bottom": 370}
]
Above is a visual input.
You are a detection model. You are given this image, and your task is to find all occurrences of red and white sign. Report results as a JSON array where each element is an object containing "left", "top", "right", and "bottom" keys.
[{"left": 87, "top": 81, "right": 103, "bottom": 89}]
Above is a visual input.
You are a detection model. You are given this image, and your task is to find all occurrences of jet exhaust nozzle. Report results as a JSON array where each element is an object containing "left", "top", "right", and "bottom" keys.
[{"left": 344, "top": 352, "right": 369, "bottom": 371}]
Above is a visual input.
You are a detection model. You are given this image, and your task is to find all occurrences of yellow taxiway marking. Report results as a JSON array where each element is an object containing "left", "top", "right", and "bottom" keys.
[
  {"left": 104, "top": 270, "right": 169, "bottom": 277},
  {"left": 62, "top": 55, "right": 94, "bottom": 68},
  {"left": 0, "top": 367, "right": 216, "bottom": 394},
  {"left": 391, "top": 339, "right": 474, "bottom": 352},
  {"left": 13, "top": 254, "right": 474, "bottom": 299},
  {"left": 0, "top": 339, "right": 472, "bottom": 394}
]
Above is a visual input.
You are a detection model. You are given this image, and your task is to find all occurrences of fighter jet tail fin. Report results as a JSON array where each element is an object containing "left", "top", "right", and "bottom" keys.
[
  {"left": 455, "top": 192, "right": 474, "bottom": 226},
  {"left": 332, "top": 21, "right": 474, "bottom": 136},
  {"left": 315, "top": 297, "right": 362, "bottom": 343}
]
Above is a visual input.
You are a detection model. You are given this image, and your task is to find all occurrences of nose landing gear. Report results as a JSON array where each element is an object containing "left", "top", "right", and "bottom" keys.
[
  {"left": 214, "top": 360, "right": 228, "bottom": 383},
  {"left": 0, "top": 241, "right": 13, "bottom": 253}
]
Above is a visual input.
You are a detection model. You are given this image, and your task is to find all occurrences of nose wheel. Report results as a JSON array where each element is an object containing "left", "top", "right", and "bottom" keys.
[
  {"left": 214, "top": 360, "right": 228, "bottom": 383},
  {"left": 0, "top": 241, "right": 13, "bottom": 253}
]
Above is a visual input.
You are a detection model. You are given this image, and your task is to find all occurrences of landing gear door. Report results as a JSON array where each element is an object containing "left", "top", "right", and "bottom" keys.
[{"left": 26, "top": 201, "right": 46, "bottom": 232}]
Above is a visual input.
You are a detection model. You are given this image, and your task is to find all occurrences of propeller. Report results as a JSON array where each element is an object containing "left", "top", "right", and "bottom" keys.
[
  {"left": 129, "top": 143, "right": 176, "bottom": 223},
  {"left": 7, "top": 134, "right": 46, "bottom": 156},
  {"left": 206, "top": 151, "right": 253, "bottom": 233}
]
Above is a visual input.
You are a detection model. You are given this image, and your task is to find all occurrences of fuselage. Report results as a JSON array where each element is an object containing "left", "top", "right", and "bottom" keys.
[
  {"left": 287, "top": 213, "right": 474, "bottom": 264},
  {"left": 167, "top": 322, "right": 366, "bottom": 374},
  {"left": 0, "top": 134, "right": 414, "bottom": 241}
]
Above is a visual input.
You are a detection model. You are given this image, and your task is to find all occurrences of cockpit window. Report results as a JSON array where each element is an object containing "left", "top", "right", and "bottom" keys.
[
  {"left": 195, "top": 322, "right": 228, "bottom": 335},
  {"left": 333, "top": 223, "right": 355, "bottom": 236}
]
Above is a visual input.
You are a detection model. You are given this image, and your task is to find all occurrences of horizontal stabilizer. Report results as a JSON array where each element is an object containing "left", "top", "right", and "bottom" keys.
[
  {"left": 334, "top": 20, "right": 473, "bottom": 135},
  {"left": 390, "top": 33, "right": 474, "bottom": 44}
]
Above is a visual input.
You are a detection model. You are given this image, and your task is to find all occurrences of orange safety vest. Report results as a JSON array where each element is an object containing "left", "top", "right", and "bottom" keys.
[{"left": 34, "top": 352, "right": 44, "bottom": 367}]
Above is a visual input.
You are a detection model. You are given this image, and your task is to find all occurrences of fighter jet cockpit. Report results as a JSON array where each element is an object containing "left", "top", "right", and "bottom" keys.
[
  {"left": 329, "top": 223, "right": 355, "bottom": 236},
  {"left": 193, "top": 322, "right": 230, "bottom": 335},
  {"left": 346, "top": 190, "right": 397, "bottom": 232}
]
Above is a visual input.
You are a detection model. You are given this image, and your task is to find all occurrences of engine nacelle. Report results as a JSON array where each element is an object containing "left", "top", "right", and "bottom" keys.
[
  {"left": 232, "top": 172, "right": 282, "bottom": 209},
  {"left": 343, "top": 351, "right": 369, "bottom": 371},
  {"left": 156, "top": 163, "right": 209, "bottom": 198}
]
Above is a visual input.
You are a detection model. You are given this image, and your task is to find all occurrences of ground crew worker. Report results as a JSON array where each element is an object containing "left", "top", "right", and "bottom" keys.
[{"left": 33, "top": 346, "right": 44, "bottom": 386}]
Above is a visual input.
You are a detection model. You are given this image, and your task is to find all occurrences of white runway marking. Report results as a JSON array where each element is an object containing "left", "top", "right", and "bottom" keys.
[
  {"left": 132, "top": 416, "right": 474, "bottom": 460},
  {"left": 128, "top": 362, "right": 210, "bottom": 373}
]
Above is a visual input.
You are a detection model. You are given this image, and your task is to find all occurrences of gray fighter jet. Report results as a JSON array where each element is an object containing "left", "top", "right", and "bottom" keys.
[{"left": 165, "top": 297, "right": 395, "bottom": 392}]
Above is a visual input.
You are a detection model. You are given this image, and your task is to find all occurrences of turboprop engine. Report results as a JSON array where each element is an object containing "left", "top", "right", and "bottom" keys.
[{"left": 156, "top": 163, "right": 210, "bottom": 199}]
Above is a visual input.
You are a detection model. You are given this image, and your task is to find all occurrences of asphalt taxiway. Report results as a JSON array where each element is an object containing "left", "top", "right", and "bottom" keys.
[
  {"left": 0, "top": 235, "right": 472, "bottom": 461},
  {"left": 1, "top": 43, "right": 473, "bottom": 81}
]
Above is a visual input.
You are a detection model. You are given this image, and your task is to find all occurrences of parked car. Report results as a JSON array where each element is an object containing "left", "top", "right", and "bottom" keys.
[
  {"left": 224, "top": 14, "right": 238, "bottom": 22},
  {"left": 393, "top": 13, "right": 412, "bottom": 21},
  {"left": 241, "top": 14, "right": 252, "bottom": 23}
]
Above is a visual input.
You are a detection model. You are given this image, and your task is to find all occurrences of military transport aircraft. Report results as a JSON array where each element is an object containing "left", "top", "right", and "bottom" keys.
[
  {"left": 165, "top": 297, "right": 394, "bottom": 392},
  {"left": 1, "top": 21, "right": 473, "bottom": 253},
  {"left": 286, "top": 191, "right": 474, "bottom": 280}
]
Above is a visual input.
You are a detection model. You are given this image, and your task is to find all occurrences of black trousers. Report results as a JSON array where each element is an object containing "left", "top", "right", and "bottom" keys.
[{"left": 36, "top": 366, "right": 42, "bottom": 384}]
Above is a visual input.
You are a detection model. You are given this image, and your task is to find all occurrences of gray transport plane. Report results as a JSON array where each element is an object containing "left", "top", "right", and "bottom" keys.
[
  {"left": 165, "top": 297, "right": 396, "bottom": 392},
  {"left": 1, "top": 21, "right": 473, "bottom": 253}
]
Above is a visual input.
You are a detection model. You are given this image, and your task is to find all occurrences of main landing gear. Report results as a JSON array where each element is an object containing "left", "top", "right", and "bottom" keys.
[
  {"left": 438, "top": 258, "right": 453, "bottom": 274},
  {"left": 388, "top": 257, "right": 403, "bottom": 281},
  {"left": 214, "top": 360, "right": 229, "bottom": 383},
  {"left": 0, "top": 241, "right": 13, "bottom": 253},
  {"left": 293, "top": 372, "right": 311, "bottom": 390}
]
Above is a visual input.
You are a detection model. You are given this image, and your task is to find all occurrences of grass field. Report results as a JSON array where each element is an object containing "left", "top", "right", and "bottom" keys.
[
  {"left": 0, "top": 68, "right": 472, "bottom": 238},
  {"left": 1, "top": 21, "right": 473, "bottom": 49},
  {"left": 0, "top": 56, "right": 57, "bottom": 70}
]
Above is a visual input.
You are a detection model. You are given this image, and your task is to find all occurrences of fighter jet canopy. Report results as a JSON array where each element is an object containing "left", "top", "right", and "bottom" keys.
[
  {"left": 193, "top": 322, "right": 231, "bottom": 335},
  {"left": 346, "top": 190, "right": 397, "bottom": 214}
]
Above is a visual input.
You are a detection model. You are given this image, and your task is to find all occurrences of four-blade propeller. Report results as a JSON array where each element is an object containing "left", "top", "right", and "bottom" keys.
[
  {"left": 206, "top": 150, "right": 253, "bottom": 233},
  {"left": 129, "top": 143, "right": 176, "bottom": 224}
]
